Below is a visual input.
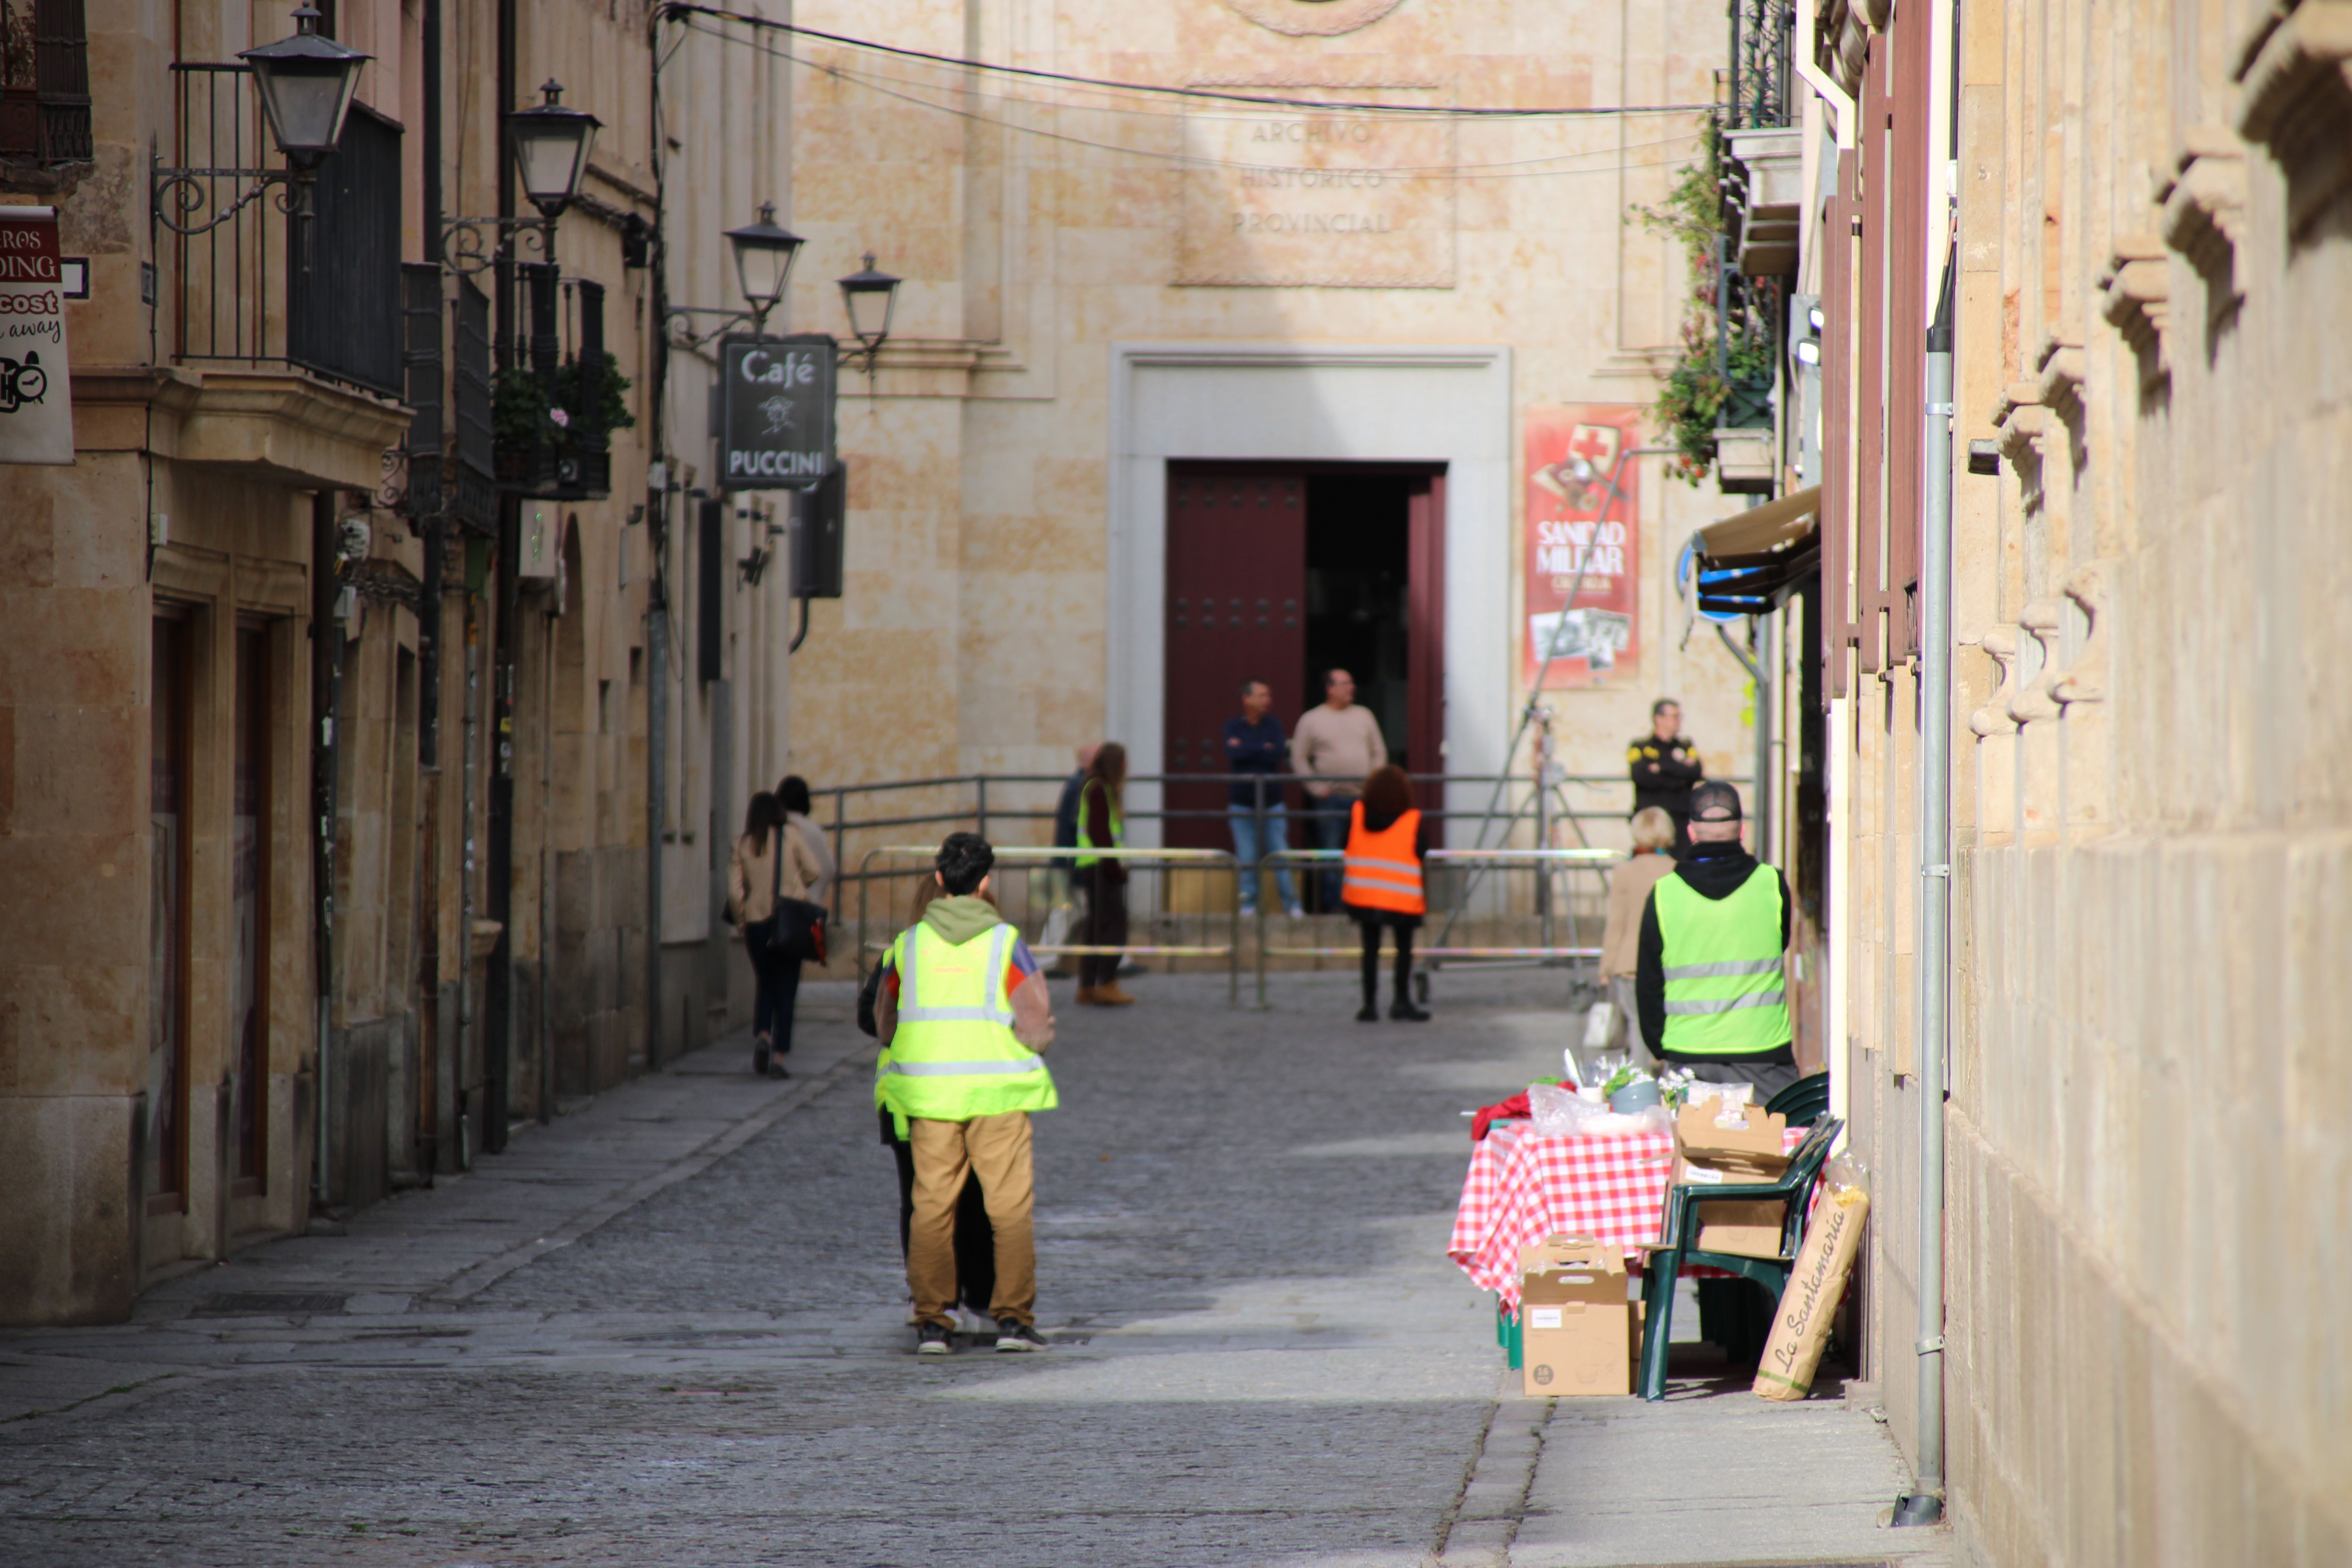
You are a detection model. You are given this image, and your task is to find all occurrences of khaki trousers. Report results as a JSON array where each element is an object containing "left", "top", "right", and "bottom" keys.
[{"left": 907, "top": 1111, "right": 1036, "bottom": 1327}]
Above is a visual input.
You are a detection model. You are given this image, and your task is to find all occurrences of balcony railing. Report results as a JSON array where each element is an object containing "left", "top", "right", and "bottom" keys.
[
  {"left": 163, "top": 63, "right": 402, "bottom": 399},
  {"left": 1727, "top": 0, "right": 1795, "bottom": 130}
]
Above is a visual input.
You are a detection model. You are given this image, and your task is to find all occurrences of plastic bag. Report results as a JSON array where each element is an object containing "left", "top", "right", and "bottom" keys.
[{"left": 1528, "top": 1082, "right": 1670, "bottom": 1138}]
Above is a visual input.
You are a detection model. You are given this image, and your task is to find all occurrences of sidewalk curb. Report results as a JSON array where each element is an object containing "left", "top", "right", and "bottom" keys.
[
  {"left": 425, "top": 1047, "right": 871, "bottom": 1305},
  {"left": 1432, "top": 1372, "right": 1549, "bottom": 1566}
]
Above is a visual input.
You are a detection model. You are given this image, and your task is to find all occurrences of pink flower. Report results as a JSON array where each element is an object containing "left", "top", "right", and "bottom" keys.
[{"left": 550, "top": 407, "right": 571, "bottom": 428}]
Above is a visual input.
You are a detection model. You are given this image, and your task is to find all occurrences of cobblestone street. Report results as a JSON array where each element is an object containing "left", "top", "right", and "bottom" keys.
[{"left": 0, "top": 974, "right": 1938, "bottom": 1567}]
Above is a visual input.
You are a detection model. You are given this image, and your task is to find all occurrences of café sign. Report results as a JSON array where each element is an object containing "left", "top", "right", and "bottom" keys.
[
  {"left": 0, "top": 206, "right": 73, "bottom": 466},
  {"left": 719, "top": 333, "right": 835, "bottom": 492}
]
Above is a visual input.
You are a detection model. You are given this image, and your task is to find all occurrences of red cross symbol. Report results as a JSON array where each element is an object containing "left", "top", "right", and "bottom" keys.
[{"left": 1569, "top": 426, "right": 1615, "bottom": 468}]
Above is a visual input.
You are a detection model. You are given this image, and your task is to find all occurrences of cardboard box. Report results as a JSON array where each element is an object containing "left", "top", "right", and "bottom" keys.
[
  {"left": 1673, "top": 1104, "right": 1792, "bottom": 1260},
  {"left": 1518, "top": 1235, "right": 1632, "bottom": 1397}
]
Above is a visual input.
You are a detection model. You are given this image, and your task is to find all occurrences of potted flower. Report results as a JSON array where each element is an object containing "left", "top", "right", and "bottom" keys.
[{"left": 492, "top": 352, "right": 633, "bottom": 499}]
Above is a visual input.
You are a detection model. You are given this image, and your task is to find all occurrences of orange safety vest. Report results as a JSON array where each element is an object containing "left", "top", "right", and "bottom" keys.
[{"left": 1343, "top": 802, "right": 1426, "bottom": 915}]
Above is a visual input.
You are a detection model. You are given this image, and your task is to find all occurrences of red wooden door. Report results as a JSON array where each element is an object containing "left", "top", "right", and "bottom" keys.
[{"left": 1164, "top": 467, "right": 1307, "bottom": 849}]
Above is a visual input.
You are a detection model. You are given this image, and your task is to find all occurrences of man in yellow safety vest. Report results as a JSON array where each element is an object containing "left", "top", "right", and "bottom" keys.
[
  {"left": 1633, "top": 780, "right": 1800, "bottom": 1099},
  {"left": 875, "top": 833, "right": 1059, "bottom": 1354}
]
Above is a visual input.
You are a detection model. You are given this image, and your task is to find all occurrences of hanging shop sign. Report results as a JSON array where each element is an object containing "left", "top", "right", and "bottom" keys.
[
  {"left": 1522, "top": 403, "right": 1643, "bottom": 688},
  {"left": 0, "top": 206, "right": 73, "bottom": 466},
  {"left": 719, "top": 332, "right": 835, "bottom": 492}
]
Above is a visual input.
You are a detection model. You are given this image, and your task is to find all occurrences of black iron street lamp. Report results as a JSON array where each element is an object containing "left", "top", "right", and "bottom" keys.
[
  {"left": 151, "top": 4, "right": 370, "bottom": 264},
  {"left": 836, "top": 254, "right": 900, "bottom": 377},
  {"left": 443, "top": 78, "right": 601, "bottom": 274},
  {"left": 726, "top": 203, "right": 804, "bottom": 333},
  {"left": 240, "top": 5, "right": 371, "bottom": 162}
]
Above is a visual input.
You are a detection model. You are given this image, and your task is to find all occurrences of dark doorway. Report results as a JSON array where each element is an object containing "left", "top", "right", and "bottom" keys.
[
  {"left": 1305, "top": 474, "right": 1412, "bottom": 769},
  {"left": 1163, "top": 463, "right": 1445, "bottom": 855}
]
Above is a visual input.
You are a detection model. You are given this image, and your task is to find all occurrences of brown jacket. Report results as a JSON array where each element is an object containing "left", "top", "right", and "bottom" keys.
[
  {"left": 728, "top": 828, "right": 822, "bottom": 927},
  {"left": 1598, "top": 850, "right": 1677, "bottom": 980}
]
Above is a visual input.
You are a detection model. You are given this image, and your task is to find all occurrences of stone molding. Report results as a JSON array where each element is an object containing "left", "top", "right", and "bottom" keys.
[
  {"left": 2007, "top": 597, "right": 2066, "bottom": 725},
  {"left": 2233, "top": 0, "right": 2352, "bottom": 238},
  {"left": 2096, "top": 233, "right": 2171, "bottom": 387},
  {"left": 2034, "top": 332, "right": 2087, "bottom": 425},
  {"left": 2051, "top": 559, "right": 2109, "bottom": 706},
  {"left": 2158, "top": 127, "right": 2248, "bottom": 326},
  {"left": 1216, "top": 0, "right": 1408, "bottom": 36},
  {"left": 1967, "top": 623, "right": 2022, "bottom": 736},
  {"left": 70, "top": 363, "right": 410, "bottom": 492}
]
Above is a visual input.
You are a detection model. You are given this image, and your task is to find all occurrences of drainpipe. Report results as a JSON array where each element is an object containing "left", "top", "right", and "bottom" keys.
[
  {"left": 1895, "top": 265, "right": 1956, "bottom": 1530},
  {"left": 310, "top": 493, "right": 345, "bottom": 1211},
  {"left": 413, "top": 0, "right": 445, "bottom": 1181}
]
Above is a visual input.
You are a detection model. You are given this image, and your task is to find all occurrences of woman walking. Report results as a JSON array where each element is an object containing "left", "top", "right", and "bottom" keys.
[
  {"left": 1597, "top": 807, "right": 1680, "bottom": 1070},
  {"left": 776, "top": 774, "right": 837, "bottom": 909},
  {"left": 1074, "top": 742, "right": 1134, "bottom": 1007},
  {"left": 728, "top": 790, "right": 823, "bottom": 1076},
  {"left": 1342, "top": 764, "right": 1432, "bottom": 1023}
]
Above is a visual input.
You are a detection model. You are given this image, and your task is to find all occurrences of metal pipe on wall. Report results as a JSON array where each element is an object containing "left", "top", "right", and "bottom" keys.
[{"left": 1897, "top": 274, "right": 1957, "bottom": 1528}]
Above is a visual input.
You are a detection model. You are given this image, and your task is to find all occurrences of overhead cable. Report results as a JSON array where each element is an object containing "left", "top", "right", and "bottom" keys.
[{"left": 660, "top": 3, "right": 1715, "bottom": 119}]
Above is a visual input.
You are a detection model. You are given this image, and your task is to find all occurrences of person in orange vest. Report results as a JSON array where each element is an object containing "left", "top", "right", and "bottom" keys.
[{"left": 1341, "top": 764, "right": 1432, "bottom": 1022}]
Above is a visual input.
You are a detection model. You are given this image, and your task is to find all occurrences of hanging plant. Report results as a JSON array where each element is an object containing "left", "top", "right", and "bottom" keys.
[{"left": 1628, "top": 117, "right": 1776, "bottom": 486}]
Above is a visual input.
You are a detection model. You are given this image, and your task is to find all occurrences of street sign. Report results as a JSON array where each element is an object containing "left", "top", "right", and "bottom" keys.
[
  {"left": 0, "top": 205, "right": 73, "bottom": 466},
  {"left": 719, "top": 332, "right": 834, "bottom": 492}
]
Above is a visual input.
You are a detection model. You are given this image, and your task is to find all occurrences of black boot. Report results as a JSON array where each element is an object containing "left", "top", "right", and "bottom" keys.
[{"left": 1389, "top": 997, "right": 1430, "bottom": 1022}]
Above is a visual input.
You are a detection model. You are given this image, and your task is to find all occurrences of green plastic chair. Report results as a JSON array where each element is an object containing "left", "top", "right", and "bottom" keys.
[
  {"left": 1634, "top": 1116, "right": 1844, "bottom": 1401},
  {"left": 1763, "top": 1071, "right": 1832, "bottom": 1127}
]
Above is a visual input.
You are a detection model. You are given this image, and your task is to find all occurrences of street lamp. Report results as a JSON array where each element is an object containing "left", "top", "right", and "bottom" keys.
[
  {"left": 150, "top": 4, "right": 370, "bottom": 264},
  {"left": 508, "top": 80, "right": 601, "bottom": 223},
  {"left": 726, "top": 202, "right": 804, "bottom": 333},
  {"left": 836, "top": 253, "right": 900, "bottom": 376},
  {"left": 239, "top": 4, "right": 372, "bottom": 165}
]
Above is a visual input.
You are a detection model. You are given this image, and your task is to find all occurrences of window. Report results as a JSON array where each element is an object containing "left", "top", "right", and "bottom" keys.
[{"left": 0, "top": 0, "right": 92, "bottom": 165}]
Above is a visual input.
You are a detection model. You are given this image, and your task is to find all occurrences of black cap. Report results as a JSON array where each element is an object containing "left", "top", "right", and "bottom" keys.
[{"left": 1689, "top": 781, "right": 1742, "bottom": 822}]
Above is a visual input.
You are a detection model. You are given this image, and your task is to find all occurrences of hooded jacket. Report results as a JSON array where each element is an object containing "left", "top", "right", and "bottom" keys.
[
  {"left": 874, "top": 895, "right": 1056, "bottom": 1054},
  {"left": 1633, "top": 840, "right": 1793, "bottom": 1062}
]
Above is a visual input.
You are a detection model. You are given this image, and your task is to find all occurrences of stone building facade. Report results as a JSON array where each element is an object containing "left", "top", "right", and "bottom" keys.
[
  {"left": 0, "top": 0, "right": 800, "bottom": 1324},
  {"left": 1793, "top": 0, "right": 2352, "bottom": 1559},
  {"left": 773, "top": 0, "right": 1764, "bottom": 855}
]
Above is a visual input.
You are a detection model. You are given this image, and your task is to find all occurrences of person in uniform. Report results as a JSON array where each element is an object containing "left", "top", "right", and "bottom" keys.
[
  {"left": 1632, "top": 781, "right": 1799, "bottom": 1100},
  {"left": 874, "top": 833, "right": 1058, "bottom": 1354},
  {"left": 1627, "top": 697, "right": 1704, "bottom": 855},
  {"left": 1340, "top": 764, "right": 1432, "bottom": 1023}
]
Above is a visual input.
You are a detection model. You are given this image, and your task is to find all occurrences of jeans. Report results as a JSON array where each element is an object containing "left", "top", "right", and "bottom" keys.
[
  {"left": 1226, "top": 802, "right": 1298, "bottom": 911},
  {"left": 1311, "top": 792, "right": 1357, "bottom": 909},
  {"left": 745, "top": 922, "right": 803, "bottom": 1050}
]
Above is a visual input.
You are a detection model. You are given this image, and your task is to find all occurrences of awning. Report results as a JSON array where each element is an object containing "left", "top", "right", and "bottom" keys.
[{"left": 1691, "top": 485, "right": 1820, "bottom": 617}]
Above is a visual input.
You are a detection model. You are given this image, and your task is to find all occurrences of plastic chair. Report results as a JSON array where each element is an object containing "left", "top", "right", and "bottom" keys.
[
  {"left": 1764, "top": 1071, "right": 1832, "bottom": 1127},
  {"left": 1633, "top": 1116, "right": 1844, "bottom": 1401}
]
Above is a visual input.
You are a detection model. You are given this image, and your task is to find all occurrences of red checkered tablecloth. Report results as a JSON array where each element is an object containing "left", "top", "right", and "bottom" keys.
[{"left": 1448, "top": 1122, "right": 1805, "bottom": 1310}]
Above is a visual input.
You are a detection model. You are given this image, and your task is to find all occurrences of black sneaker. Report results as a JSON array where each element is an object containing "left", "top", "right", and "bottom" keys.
[
  {"left": 1390, "top": 1000, "right": 1431, "bottom": 1022},
  {"left": 752, "top": 1036, "right": 772, "bottom": 1076},
  {"left": 916, "top": 1321, "right": 953, "bottom": 1355},
  {"left": 1356, "top": 1004, "right": 1380, "bottom": 1023},
  {"left": 994, "top": 1319, "right": 1048, "bottom": 1352}
]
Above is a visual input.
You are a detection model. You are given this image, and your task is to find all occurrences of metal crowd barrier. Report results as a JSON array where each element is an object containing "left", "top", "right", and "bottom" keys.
[
  {"left": 1248, "top": 847, "right": 1624, "bottom": 1009},
  {"left": 853, "top": 844, "right": 1245, "bottom": 1005}
]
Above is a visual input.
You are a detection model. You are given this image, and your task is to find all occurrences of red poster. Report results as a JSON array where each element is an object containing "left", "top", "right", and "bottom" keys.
[{"left": 1523, "top": 404, "right": 1641, "bottom": 687}]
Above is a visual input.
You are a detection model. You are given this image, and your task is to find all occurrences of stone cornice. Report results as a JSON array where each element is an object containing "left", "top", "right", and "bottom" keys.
[
  {"left": 2234, "top": 0, "right": 2352, "bottom": 238},
  {"left": 67, "top": 363, "right": 409, "bottom": 491},
  {"left": 2096, "top": 234, "right": 2171, "bottom": 376}
]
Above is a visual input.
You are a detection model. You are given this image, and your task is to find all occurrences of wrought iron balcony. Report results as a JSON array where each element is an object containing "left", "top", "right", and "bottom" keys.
[
  {"left": 1727, "top": 0, "right": 1795, "bottom": 131},
  {"left": 159, "top": 62, "right": 402, "bottom": 400}
]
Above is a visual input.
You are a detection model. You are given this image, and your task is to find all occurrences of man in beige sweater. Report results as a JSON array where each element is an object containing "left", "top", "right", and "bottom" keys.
[{"left": 1292, "top": 669, "right": 1389, "bottom": 909}]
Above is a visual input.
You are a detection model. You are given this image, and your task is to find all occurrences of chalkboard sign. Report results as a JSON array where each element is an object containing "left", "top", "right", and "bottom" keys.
[{"left": 719, "top": 333, "right": 835, "bottom": 492}]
